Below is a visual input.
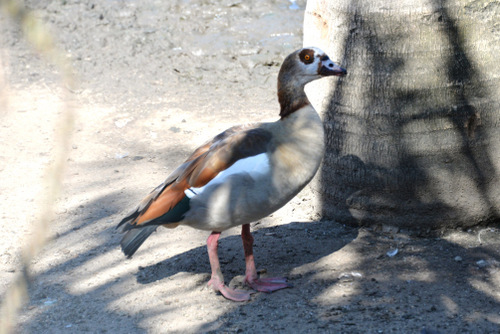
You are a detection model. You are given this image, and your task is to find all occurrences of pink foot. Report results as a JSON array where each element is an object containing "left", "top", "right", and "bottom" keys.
[
  {"left": 245, "top": 276, "right": 291, "bottom": 293},
  {"left": 207, "top": 231, "right": 254, "bottom": 302},
  {"left": 241, "top": 224, "right": 292, "bottom": 294},
  {"left": 208, "top": 277, "right": 255, "bottom": 302}
]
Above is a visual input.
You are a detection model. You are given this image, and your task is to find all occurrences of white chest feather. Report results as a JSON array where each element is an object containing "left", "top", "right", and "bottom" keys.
[{"left": 184, "top": 153, "right": 270, "bottom": 199}]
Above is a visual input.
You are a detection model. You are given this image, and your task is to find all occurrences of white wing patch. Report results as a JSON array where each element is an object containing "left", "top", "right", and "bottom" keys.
[{"left": 184, "top": 153, "right": 270, "bottom": 198}]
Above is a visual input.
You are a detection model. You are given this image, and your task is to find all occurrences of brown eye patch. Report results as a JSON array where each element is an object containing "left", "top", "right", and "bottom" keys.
[{"left": 299, "top": 49, "right": 315, "bottom": 64}]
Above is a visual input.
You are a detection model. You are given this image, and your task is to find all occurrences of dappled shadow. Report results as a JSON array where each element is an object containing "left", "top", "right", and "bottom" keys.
[
  {"left": 14, "top": 142, "right": 199, "bottom": 332},
  {"left": 18, "top": 179, "right": 359, "bottom": 332},
  {"left": 429, "top": 0, "right": 499, "bottom": 219},
  {"left": 135, "top": 220, "right": 357, "bottom": 285},
  {"left": 312, "top": 230, "right": 500, "bottom": 332},
  {"left": 310, "top": 0, "right": 500, "bottom": 331},
  {"left": 192, "top": 227, "right": 500, "bottom": 333},
  {"left": 18, "top": 190, "right": 145, "bottom": 332},
  {"left": 319, "top": 0, "right": 500, "bottom": 230}
]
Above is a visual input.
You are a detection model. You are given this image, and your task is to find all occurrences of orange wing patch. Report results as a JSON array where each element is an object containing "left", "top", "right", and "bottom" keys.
[{"left": 136, "top": 180, "right": 187, "bottom": 224}]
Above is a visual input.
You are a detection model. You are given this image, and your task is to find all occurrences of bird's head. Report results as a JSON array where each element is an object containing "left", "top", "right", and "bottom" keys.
[
  {"left": 278, "top": 47, "right": 347, "bottom": 89},
  {"left": 277, "top": 47, "right": 346, "bottom": 118}
]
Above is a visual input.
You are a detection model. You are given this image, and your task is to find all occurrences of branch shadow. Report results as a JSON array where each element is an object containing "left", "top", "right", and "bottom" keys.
[
  {"left": 14, "top": 143, "right": 199, "bottom": 332},
  {"left": 312, "top": 0, "right": 500, "bottom": 331},
  {"left": 429, "top": 0, "right": 499, "bottom": 219},
  {"left": 320, "top": 0, "right": 500, "bottom": 230}
]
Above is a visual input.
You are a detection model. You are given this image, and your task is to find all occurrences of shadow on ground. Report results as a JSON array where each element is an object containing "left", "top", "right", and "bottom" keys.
[
  {"left": 14, "top": 178, "right": 500, "bottom": 333},
  {"left": 135, "top": 220, "right": 357, "bottom": 285}
]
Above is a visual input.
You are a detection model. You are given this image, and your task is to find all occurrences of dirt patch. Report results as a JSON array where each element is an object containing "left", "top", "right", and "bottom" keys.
[{"left": 1, "top": 0, "right": 499, "bottom": 333}]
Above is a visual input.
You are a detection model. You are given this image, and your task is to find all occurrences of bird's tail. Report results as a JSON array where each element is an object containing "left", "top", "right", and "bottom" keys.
[
  {"left": 118, "top": 195, "right": 190, "bottom": 258},
  {"left": 120, "top": 225, "right": 158, "bottom": 258}
]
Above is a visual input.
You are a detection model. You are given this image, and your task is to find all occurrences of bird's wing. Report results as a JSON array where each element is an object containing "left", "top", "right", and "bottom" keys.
[{"left": 117, "top": 123, "right": 272, "bottom": 229}]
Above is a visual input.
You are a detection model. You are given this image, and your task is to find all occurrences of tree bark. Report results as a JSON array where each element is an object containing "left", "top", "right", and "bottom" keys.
[{"left": 304, "top": 0, "right": 500, "bottom": 231}]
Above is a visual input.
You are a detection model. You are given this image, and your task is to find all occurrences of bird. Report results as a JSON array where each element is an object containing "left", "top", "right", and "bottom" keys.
[{"left": 117, "top": 47, "right": 346, "bottom": 302}]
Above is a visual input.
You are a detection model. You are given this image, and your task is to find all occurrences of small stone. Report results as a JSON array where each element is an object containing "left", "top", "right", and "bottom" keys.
[
  {"left": 386, "top": 248, "right": 398, "bottom": 257},
  {"left": 454, "top": 256, "right": 463, "bottom": 262},
  {"left": 476, "top": 260, "right": 489, "bottom": 268},
  {"left": 115, "top": 152, "right": 129, "bottom": 159}
]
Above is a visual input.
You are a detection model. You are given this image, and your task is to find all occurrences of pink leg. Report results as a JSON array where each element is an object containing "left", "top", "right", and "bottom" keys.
[
  {"left": 241, "top": 224, "right": 290, "bottom": 292},
  {"left": 206, "top": 231, "right": 253, "bottom": 302}
]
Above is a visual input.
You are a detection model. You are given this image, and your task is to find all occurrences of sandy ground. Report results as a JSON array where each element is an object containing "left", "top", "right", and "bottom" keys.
[{"left": 1, "top": 0, "right": 499, "bottom": 333}]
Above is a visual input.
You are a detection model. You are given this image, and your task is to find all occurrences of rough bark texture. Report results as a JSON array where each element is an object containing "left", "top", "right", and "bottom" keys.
[{"left": 304, "top": 0, "right": 500, "bottom": 230}]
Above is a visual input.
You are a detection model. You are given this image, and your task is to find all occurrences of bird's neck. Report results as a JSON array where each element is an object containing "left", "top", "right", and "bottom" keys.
[{"left": 277, "top": 79, "right": 310, "bottom": 119}]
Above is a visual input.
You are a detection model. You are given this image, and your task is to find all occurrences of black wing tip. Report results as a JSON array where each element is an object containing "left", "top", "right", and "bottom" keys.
[
  {"left": 120, "top": 225, "right": 157, "bottom": 258},
  {"left": 118, "top": 221, "right": 136, "bottom": 233},
  {"left": 117, "top": 195, "right": 191, "bottom": 257}
]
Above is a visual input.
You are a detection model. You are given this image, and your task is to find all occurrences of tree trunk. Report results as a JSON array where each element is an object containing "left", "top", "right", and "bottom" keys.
[{"left": 304, "top": 0, "right": 500, "bottom": 231}]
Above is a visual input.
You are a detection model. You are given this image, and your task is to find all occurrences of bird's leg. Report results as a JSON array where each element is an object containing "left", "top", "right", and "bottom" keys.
[
  {"left": 206, "top": 231, "right": 253, "bottom": 302},
  {"left": 241, "top": 224, "right": 290, "bottom": 292}
]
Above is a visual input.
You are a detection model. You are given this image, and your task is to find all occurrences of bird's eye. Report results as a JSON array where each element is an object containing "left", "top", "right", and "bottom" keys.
[{"left": 299, "top": 49, "right": 315, "bottom": 64}]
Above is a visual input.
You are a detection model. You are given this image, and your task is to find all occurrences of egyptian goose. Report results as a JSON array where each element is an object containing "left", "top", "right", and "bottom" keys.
[{"left": 117, "top": 47, "right": 346, "bottom": 301}]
